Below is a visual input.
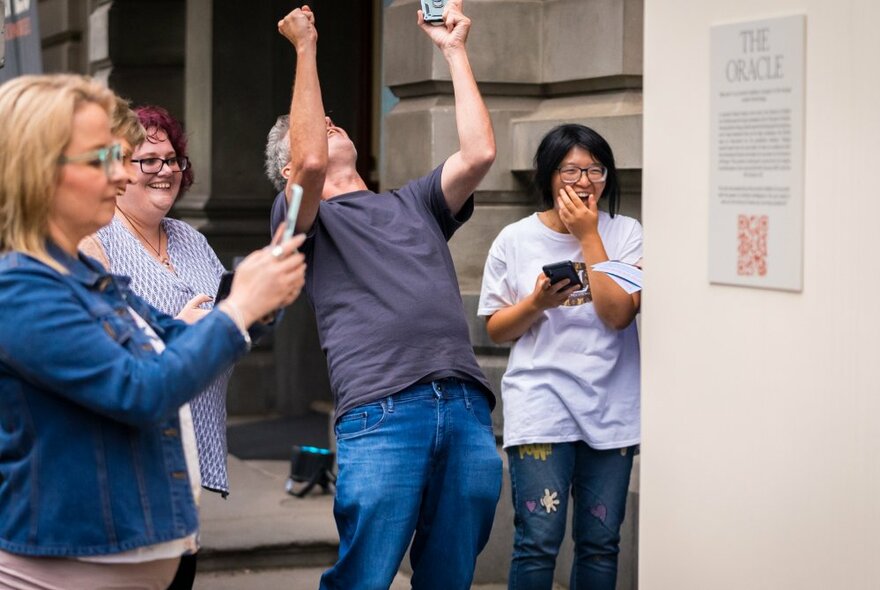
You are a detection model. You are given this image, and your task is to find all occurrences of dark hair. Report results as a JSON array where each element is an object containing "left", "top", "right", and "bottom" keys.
[
  {"left": 533, "top": 124, "right": 620, "bottom": 216},
  {"left": 134, "top": 105, "right": 194, "bottom": 197}
]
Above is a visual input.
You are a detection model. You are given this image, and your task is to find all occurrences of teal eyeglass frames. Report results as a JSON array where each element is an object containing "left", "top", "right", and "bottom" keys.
[{"left": 58, "top": 143, "right": 124, "bottom": 178}]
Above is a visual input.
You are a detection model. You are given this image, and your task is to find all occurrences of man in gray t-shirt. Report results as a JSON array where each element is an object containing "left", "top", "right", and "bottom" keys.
[{"left": 273, "top": 2, "right": 502, "bottom": 588}]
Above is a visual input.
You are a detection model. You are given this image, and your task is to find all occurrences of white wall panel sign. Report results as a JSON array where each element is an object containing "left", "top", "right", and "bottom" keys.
[{"left": 709, "top": 15, "right": 805, "bottom": 291}]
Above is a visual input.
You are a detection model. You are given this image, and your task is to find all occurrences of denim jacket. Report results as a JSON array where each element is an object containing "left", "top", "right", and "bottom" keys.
[{"left": 0, "top": 245, "right": 248, "bottom": 557}]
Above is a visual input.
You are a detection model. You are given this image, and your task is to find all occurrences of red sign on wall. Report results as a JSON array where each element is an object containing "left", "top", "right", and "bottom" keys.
[{"left": 1, "top": 0, "right": 43, "bottom": 83}]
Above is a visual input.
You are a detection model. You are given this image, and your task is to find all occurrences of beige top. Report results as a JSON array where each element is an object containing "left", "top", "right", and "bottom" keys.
[{"left": 0, "top": 548, "right": 179, "bottom": 590}]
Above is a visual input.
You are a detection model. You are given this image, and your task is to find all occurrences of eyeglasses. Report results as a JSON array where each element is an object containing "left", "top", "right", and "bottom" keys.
[
  {"left": 58, "top": 143, "right": 123, "bottom": 178},
  {"left": 130, "top": 156, "right": 190, "bottom": 174},
  {"left": 557, "top": 165, "right": 608, "bottom": 184}
]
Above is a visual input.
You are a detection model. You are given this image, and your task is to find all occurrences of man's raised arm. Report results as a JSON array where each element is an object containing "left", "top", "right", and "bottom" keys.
[
  {"left": 278, "top": 5, "right": 327, "bottom": 233},
  {"left": 418, "top": 0, "right": 496, "bottom": 215}
]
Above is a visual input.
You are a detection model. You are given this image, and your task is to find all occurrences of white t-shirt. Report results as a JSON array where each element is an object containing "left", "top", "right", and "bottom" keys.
[{"left": 478, "top": 212, "right": 642, "bottom": 449}]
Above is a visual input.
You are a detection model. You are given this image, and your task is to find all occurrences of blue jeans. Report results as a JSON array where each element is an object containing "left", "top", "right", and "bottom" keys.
[
  {"left": 507, "top": 442, "right": 635, "bottom": 590},
  {"left": 320, "top": 379, "right": 503, "bottom": 590}
]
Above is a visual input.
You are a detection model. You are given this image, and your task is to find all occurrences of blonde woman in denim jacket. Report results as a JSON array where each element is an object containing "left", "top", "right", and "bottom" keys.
[{"left": 0, "top": 74, "right": 306, "bottom": 590}]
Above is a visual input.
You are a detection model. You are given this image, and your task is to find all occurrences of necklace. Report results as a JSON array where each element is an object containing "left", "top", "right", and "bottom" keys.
[{"left": 116, "top": 206, "right": 172, "bottom": 268}]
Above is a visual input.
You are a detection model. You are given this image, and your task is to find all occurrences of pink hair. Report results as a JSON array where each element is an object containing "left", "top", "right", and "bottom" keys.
[{"left": 134, "top": 105, "right": 194, "bottom": 196}]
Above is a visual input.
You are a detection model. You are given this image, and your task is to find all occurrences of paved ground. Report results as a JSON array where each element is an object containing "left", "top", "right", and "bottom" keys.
[
  {"left": 195, "top": 566, "right": 412, "bottom": 590},
  {"left": 196, "top": 458, "right": 336, "bottom": 575},
  {"left": 194, "top": 456, "right": 513, "bottom": 589}
]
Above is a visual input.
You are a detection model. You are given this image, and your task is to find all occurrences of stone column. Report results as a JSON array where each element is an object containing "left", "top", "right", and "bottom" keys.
[
  {"left": 37, "top": 0, "right": 88, "bottom": 74},
  {"left": 181, "top": 0, "right": 327, "bottom": 416},
  {"left": 87, "top": 0, "right": 186, "bottom": 115}
]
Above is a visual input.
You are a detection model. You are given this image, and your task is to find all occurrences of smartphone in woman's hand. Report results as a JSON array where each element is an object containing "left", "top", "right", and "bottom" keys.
[{"left": 542, "top": 261, "right": 583, "bottom": 290}]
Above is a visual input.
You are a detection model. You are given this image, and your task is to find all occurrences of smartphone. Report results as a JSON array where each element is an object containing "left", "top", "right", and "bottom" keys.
[
  {"left": 280, "top": 183, "right": 303, "bottom": 247},
  {"left": 215, "top": 271, "right": 234, "bottom": 303},
  {"left": 422, "top": 0, "right": 447, "bottom": 23},
  {"left": 542, "top": 261, "right": 583, "bottom": 290}
]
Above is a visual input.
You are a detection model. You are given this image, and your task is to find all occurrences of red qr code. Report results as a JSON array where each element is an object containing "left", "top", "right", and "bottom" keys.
[{"left": 737, "top": 215, "right": 768, "bottom": 276}]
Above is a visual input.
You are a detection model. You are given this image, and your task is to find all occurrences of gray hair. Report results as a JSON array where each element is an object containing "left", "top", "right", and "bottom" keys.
[{"left": 264, "top": 114, "right": 291, "bottom": 192}]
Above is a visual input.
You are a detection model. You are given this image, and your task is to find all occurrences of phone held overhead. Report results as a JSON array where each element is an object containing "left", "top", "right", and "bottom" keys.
[{"left": 422, "top": 0, "right": 447, "bottom": 23}]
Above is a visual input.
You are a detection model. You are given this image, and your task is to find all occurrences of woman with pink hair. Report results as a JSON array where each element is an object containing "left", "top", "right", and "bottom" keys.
[{"left": 82, "top": 105, "right": 234, "bottom": 589}]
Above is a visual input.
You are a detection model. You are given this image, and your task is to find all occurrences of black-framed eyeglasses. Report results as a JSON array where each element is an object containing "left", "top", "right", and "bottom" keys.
[
  {"left": 58, "top": 143, "right": 123, "bottom": 178},
  {"left": 557, "top": 165, "right": 608, "bottom": 184},
  {"left": 130, "top": 156, "right": 190, "bottom": 174}
]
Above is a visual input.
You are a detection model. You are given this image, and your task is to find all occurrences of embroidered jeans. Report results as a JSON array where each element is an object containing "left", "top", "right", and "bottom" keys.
[
  {"left": 507, "top": 441, "right": 635, "bottom": 590},
  {"left": 320, "top": 378, "right": 503, "bottom": 590}
]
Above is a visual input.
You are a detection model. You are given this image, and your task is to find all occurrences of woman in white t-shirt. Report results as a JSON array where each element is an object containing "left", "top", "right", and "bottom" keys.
[{"left": 478, "top": 124, "right": 642, "bottom": 590}]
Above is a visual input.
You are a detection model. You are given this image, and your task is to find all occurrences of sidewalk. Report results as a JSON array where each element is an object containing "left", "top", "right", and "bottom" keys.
[{"left": 194, "top": 455, "right": 411, "bottom": 589}]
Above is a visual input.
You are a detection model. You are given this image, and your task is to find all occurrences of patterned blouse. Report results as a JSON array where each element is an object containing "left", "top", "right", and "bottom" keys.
[{"left": 96, "top": 215, "right": 233, "bottom": 495}]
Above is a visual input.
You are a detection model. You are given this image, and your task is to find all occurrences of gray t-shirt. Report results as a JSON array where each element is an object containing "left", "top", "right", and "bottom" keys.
[{"left": 300, "top": 164, "right": 493, "bottom": 418}]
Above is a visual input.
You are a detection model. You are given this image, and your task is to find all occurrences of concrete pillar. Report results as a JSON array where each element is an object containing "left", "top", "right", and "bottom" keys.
[
  {"left": 37, "top": 0, "right": 88, "bottom": 74},
  {"left": 641, "top": 1, "right": 880, "bottom": 588},
  {"left": 178, "top": 0, "right": 278, "bottom": 238},
  {"left": 87, "top": 0, "right": 186, "bottom": 116}
]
